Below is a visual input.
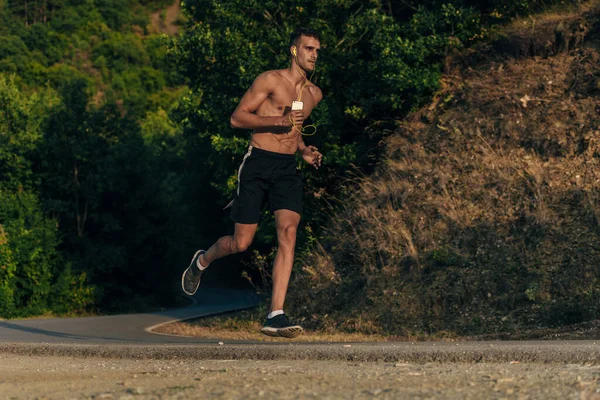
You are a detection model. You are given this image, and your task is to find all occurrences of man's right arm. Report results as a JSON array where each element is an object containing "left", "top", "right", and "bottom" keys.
[{"left": 230, "top": 72, "right": 303, "bottom": 130}]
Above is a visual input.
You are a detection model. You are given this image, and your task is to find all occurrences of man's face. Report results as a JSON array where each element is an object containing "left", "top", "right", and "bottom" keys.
[{"left": 295, "top": 35, "right": 320, "bottom": 72}]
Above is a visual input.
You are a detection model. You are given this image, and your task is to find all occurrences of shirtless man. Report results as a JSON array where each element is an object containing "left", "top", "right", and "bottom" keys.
[{"left": 181, "top": 27, "right": 323, "bottom": 338}]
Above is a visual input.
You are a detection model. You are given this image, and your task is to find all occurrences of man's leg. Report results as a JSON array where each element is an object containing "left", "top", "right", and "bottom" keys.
[
  {"left": 181, "top": 222, "right": 257, "bottom": 296},
  {"left": 270, "top": 209, "right": 301, "bottom": 313},
  {"left": 259, "top": 209, "right": 303, "bottom": 337},
  {"left": 200, "top": 222, "right": 258, "bottom": 267}
]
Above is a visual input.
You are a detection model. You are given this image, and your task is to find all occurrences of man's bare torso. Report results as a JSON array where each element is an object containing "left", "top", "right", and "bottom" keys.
[{"left": 250, "top": 69, "right": 320, "bottom": 154}]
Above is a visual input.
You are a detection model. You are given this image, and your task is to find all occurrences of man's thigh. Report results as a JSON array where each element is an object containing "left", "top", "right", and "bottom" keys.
[
  {"left": 269, "top": 173, "right": 303, "bottom": 217},
  {"left": 231, "top": 171, "right": 267, "bottom": 224}
]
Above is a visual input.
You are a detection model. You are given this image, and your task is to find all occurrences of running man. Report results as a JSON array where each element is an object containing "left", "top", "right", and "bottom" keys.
[{"left": 181, "top": 27, "right": 323, "bottom": 338}]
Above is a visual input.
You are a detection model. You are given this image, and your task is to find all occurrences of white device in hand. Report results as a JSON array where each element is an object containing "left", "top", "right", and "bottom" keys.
[{"left": 291, "top": 101, "right": 304, "bottom": 110}]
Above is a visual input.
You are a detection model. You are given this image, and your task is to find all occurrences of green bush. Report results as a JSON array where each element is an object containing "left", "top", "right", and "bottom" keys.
[
  {"left": 0, "top": 74, "right": 93, "bottom": 317},
  {"left": 0, "top": 225, "right": 17, "bottom": 317},
  {"left": 0, "top": 73, "right": 53, "bottom": 191},
  {"left": 0, "top": 35, "right": 28, "bottom": 58},
  {"left": 22, "top": 23, "right": 68, "bottom": 65},
  {"left": 95, "top": 0, "right": 134, "bottom": 30},
  {"left": 0, "top": 190, "right": 94, "bottom": 317},
  {"left": 92, "top": 32, "right": 150, "bottom": 72}
]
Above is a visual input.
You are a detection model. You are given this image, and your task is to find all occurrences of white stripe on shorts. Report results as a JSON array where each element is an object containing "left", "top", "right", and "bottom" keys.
[
  {"left": 223, "top": 146, "right": 254, "bottom": 210},
  {"left": 237, "top": 146, "right": 253, "bottom": 196}
]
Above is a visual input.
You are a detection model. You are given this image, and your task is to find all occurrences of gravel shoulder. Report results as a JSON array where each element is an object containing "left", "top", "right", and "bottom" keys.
[
  {"left": 2, "top": 352, "right": 600, "bottom": 399},
  {"left": 3, "top": 340, "right": 600, "bottom": 364}
]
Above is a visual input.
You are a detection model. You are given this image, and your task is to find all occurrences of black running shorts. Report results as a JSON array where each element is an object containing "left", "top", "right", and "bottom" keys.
[{"left": 230, "top": 146, "right": 303, "bottom": 224}]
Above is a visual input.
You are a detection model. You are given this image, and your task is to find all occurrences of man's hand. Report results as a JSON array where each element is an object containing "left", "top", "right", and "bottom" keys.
[
  {"left": 283, "top": 110, "right": 305, "bottom": 127},
  {"left": 301, "top": 145, "right": 322, "bottom": 169}
]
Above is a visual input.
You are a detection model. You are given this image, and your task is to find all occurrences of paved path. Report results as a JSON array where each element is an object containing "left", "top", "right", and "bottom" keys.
[{"left": 0, "top": 288, "right": 261, "bottom": 344}]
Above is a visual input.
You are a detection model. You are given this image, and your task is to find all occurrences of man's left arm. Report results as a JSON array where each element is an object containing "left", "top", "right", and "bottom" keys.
[{"left": 297, "top": 88, "right": 323, "bottom": 169}]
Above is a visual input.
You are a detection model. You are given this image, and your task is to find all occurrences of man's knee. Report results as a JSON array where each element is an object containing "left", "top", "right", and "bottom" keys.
[
  {"left": 231, "top": 236, "right": 251, "bottom": 253},
  {"left": 278, "top": 224, "right": 298, "bottom": 246}
]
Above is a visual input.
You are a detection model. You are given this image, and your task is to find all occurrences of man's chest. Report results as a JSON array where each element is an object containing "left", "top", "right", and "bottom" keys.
[{"left": 269, "top": 85, "right": 317, "bottom": 114}]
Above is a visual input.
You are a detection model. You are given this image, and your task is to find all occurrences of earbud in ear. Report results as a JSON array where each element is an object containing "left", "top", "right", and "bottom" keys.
[{"left": 292, "top": 46, "right": 297, "bottom": 56}]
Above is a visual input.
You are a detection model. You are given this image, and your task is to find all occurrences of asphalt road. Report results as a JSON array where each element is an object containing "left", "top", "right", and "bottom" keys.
[{"left": 0, "top": 288, "right": 261, "bottom": 344}]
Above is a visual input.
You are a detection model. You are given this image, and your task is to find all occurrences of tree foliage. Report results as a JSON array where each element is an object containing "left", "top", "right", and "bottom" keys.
[
  {"left": 0, "top": 75, "right": 93, "bottom": 317},
  {"left": 0, "top": 1, "right": 190, "bottom": 315}
]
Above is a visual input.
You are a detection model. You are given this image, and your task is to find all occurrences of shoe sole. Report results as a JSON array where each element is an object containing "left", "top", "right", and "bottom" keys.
[
  {"left": 260, "top": 326, "right": 304, "bottom": 338},
  {"left": 181, "top": 249, "right": 204, "bottom": 296}
]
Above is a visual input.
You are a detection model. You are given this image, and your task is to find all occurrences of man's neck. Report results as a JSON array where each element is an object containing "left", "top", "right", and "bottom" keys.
[{"left": 287, "top": 64, "right": 307, "bottom": 86}]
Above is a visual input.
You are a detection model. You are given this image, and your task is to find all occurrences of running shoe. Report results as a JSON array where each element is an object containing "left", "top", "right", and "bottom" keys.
[
  {"left": 260, "top": 313, "right": 304, "bottom": 338},
  {"left": 181, "top": 250, "right": 206, "bottom": 296}
]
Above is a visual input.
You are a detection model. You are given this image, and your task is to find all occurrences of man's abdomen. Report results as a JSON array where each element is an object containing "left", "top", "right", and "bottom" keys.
[{"left": 250, "top": 131, "right": 299, "bottom": 154}]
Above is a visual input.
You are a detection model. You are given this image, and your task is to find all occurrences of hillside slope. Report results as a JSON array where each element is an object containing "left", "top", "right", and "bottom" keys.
[{"left": 289, "top": 2, "right": 600, "bottom": 336}]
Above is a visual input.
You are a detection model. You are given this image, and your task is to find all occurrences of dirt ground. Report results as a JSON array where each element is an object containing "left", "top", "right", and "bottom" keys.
[{"left": 2, "top": 353, "right": 600, "bottom": 400}]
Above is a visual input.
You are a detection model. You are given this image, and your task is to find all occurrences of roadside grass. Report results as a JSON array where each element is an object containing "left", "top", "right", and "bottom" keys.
[
  {"left": 152, "top": 308, "right": 600, "bottom": 341},
  {"left": 467, "top": 319, "right": 600, "bottom": 341},
  {"left": 151, "top": 308, "right": 399, "bottom": 342}
]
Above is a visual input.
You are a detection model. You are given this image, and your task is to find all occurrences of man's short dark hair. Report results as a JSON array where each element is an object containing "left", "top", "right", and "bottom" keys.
[{"left": 290, "top": 27, "right": 320, "bottom": 46}]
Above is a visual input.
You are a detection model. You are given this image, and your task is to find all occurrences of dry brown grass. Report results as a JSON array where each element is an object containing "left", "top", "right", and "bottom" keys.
[
  {"left": 285, "top": 2, "right": 600, "bottom": 336},
  {"left": 152, "top": 309, "right": 600, "bottom": 341},
  {"left": 151, "top": 309, "right": 392, "bottom": 342}
]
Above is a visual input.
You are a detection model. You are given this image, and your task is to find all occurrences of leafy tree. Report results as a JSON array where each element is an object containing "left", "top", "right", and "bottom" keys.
[
  {"left": 0, "top": 225, "right": 17, "bottom": 316},
  {"left": 21, "top": 22, "right": 68, "bottom": 64},
  {"left": 0, "top": 74, "right": 56, "bottom": 191},
  {"left": 0, "top": 189, "right": 94, "bottom": 318},
  {"left": 34, "top": 77, "right": 188, "bottom": 311},
  {"left": 0, "top": 74, "right": 93, "bottom": 317}
]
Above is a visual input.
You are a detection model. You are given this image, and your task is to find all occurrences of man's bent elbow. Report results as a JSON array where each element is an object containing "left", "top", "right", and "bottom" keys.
[{"left": 230, "top": 114, "right": 239, "bottom": 129}]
